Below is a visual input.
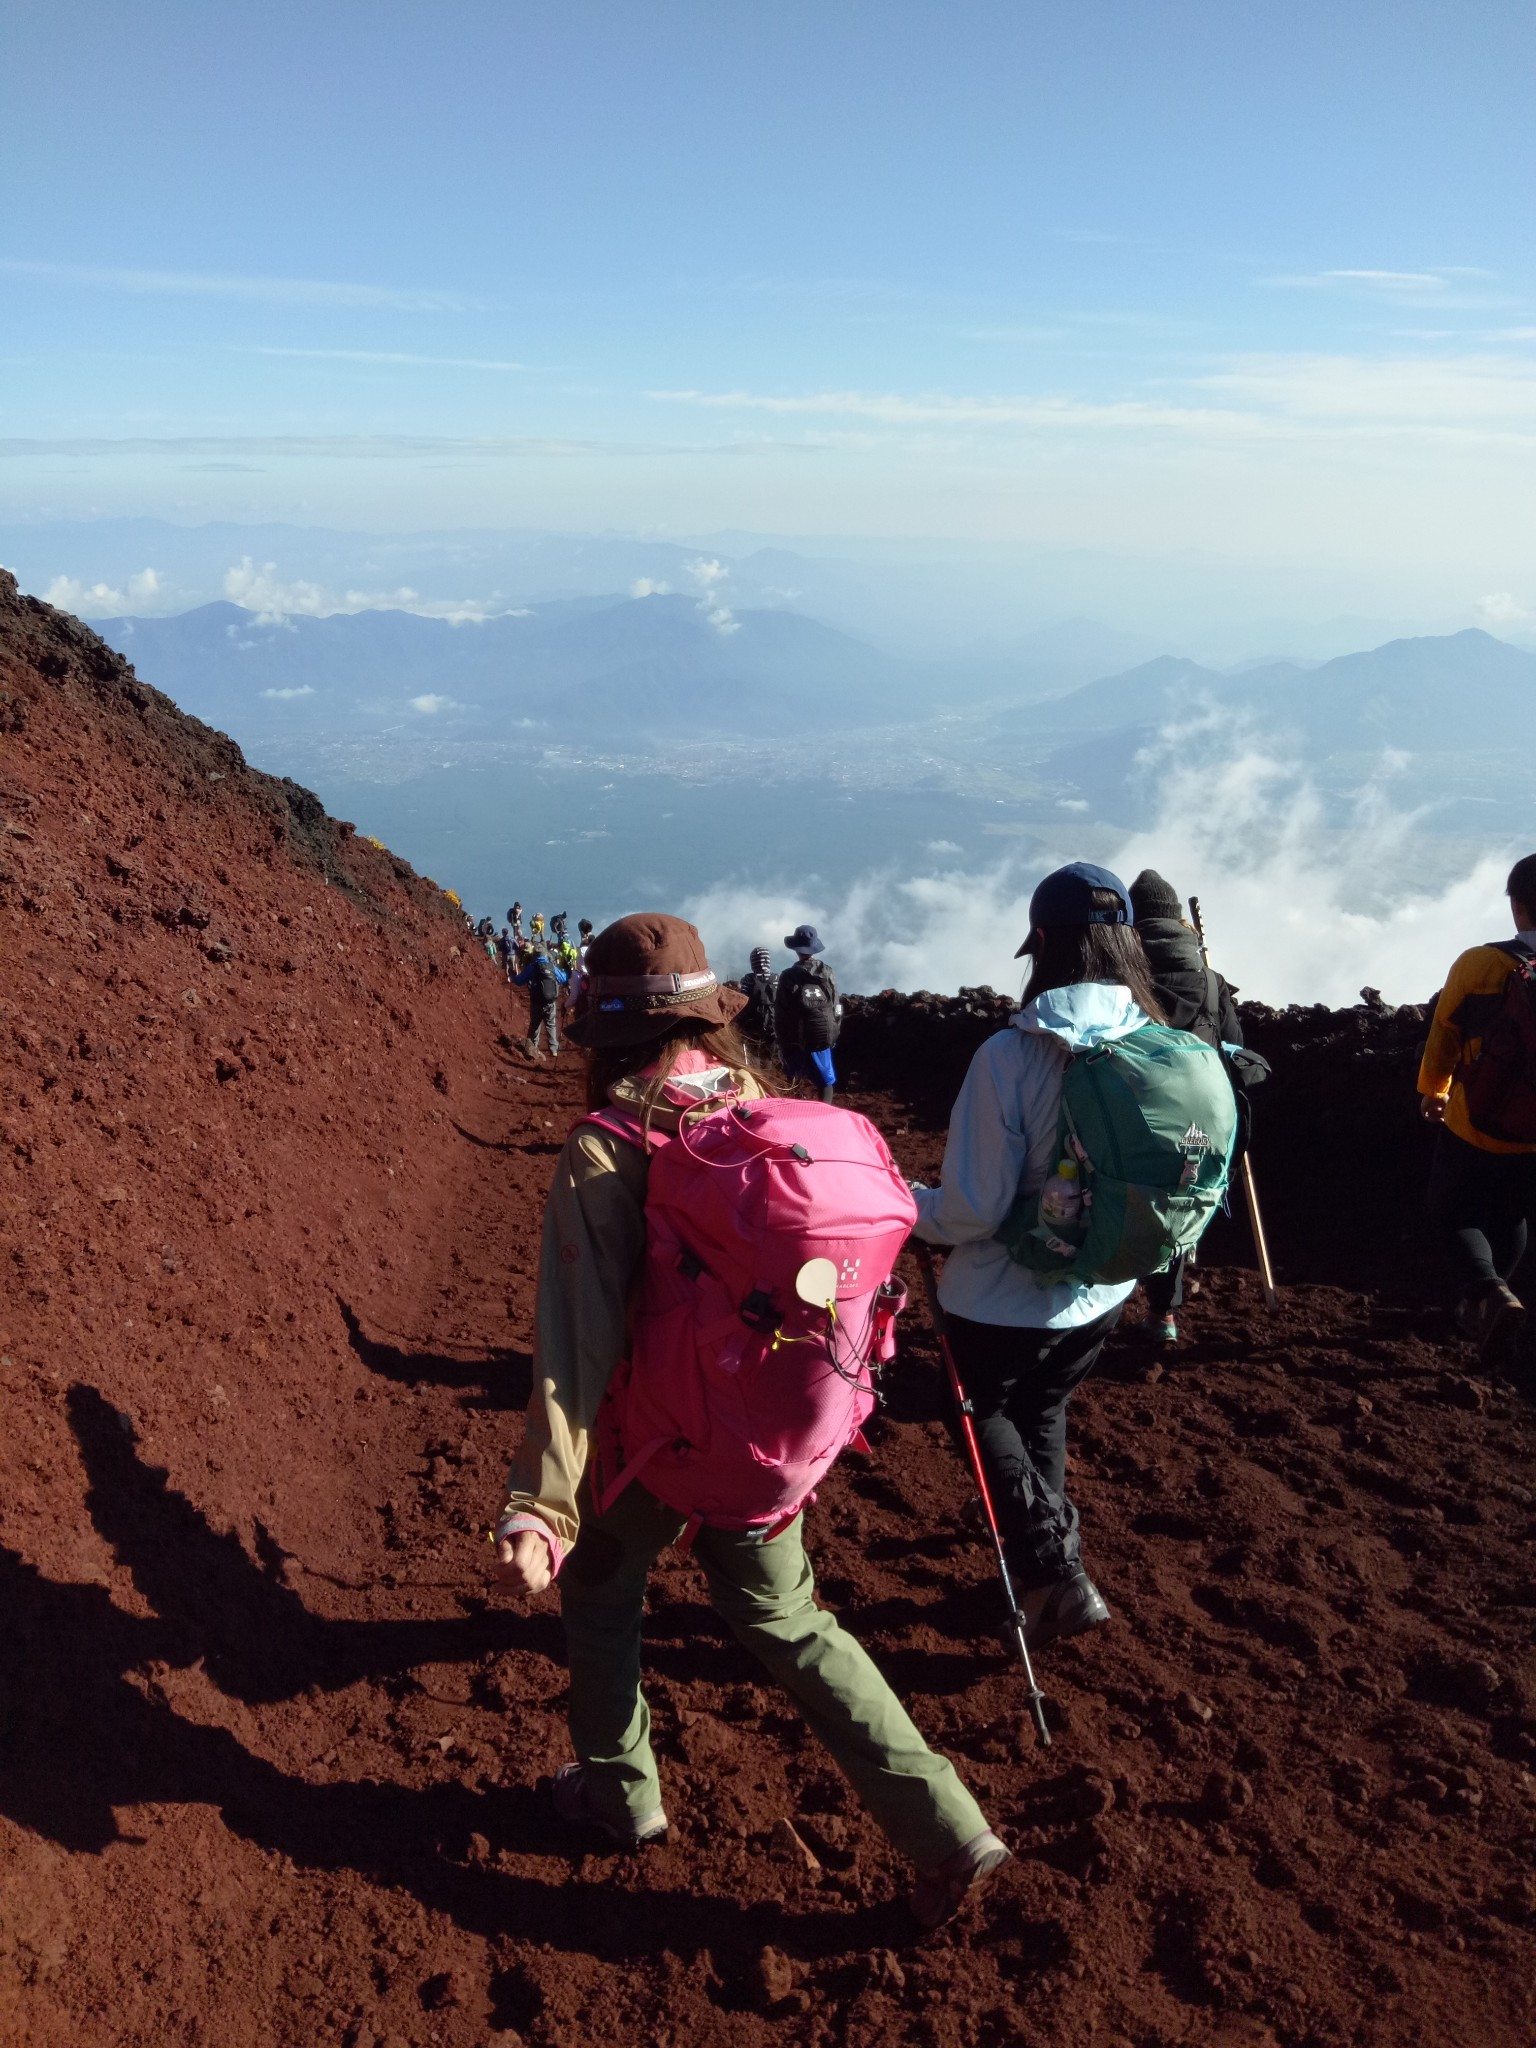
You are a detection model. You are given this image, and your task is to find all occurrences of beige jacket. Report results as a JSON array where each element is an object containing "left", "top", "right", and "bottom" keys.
[{"left": 497, "top": 1061, "right": 763, "bottom": 1567}]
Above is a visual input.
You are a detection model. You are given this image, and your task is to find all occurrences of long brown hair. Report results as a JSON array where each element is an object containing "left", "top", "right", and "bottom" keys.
[
  {"left": 1021, "top": 919, "right": 1168, "bottom": 1024},
  {"left": 584, "top": 1019, "right": 774, "bottom": 1127}
]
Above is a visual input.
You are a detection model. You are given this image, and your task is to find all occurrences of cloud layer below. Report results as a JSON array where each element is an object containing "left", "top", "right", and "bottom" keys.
[{"left": 683, "top": 727, "right": 1515, "bottom": 1009}]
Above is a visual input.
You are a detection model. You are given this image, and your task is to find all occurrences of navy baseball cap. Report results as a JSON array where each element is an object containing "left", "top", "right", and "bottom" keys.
[{"left": 1014, "top": 862, "right": 1134, "bottom": 958}]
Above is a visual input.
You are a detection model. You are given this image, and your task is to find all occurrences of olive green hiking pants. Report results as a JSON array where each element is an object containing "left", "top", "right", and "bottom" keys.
[{"left": 558, "top": 1480, "right": 987, "bottom": 1870}]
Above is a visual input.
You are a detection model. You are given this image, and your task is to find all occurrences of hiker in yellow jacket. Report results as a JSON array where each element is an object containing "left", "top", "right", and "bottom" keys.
[{"left": 1418, "top": 852, "right": 1536, "bottom": 1363}]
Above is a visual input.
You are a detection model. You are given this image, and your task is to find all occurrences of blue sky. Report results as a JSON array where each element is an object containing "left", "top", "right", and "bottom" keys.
[{"left": 3, "top": 0, "right": 1534, "bottom": 600}]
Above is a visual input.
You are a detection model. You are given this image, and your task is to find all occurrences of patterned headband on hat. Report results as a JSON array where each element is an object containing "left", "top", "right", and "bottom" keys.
[{"left": 589, "top": 967, "right": 720, "bottom": 1013}]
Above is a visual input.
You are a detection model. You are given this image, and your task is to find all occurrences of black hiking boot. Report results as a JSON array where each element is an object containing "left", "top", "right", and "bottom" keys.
[
  {"left": 1456, "top": 1280, "right": 1525, "bottom": 1369},
  {"left": 1020, "top": 1570, "right": 1110, "bottom": 1650}
]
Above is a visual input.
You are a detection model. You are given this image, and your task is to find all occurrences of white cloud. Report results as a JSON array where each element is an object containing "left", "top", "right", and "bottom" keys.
[
  {"left": 44, "top": 567, "right": 162, "bottom": 616},
  {"left": 0, "top": 258, "right": 471, "bottom": 312},
  {"left": 222, "top": 557, "right": 518, "bottom": 624},
  {"left": 250, "top": 346, "right": 529, "bottom": 370},
  {"left": 925, "top": 839, "right": 963, "bottom": 854},
  {"left": 224, "top": 559, "right": 325, "bottom": 625},
  {"left": 1476, "top": 592, "right": 1531, "bottom": 627},
  {"left": 685, "top": 723, "right": 1514, "bottom": 1007},
  {"left": 653, "top": 386, "right": 1267, "bottom": 436},
  {"left": 1268, "top": 268, "right": 1451, "bottom": 293},
  {"left": 631, "top": 577, "right": 671, "bottom": 598},
  {"left": 1201, "top": 353, "right": 1536, "bottom": 428},
  {"left": 260, "top": 685, "right": 315, "bottom": 700},
  {"left": 410, "top": 693, "right": 458, "bottom": 714},
  {"left": 685, "top": 557, "right": 740, "bottom": 633},
  {"left": 651, "top": 352, "right": 1536, "bottom": 450}
]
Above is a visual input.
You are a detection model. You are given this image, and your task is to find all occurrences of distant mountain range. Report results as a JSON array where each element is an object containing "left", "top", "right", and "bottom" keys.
[
  {"left": 94, "top": 591, "right": 1112, "bottom": 741},
  {"left": 1025, "top": 629, "right": 1535, "bottom": 754},
  {"left": 93, "top": 588, "right": 1535, "bottom": 771}
]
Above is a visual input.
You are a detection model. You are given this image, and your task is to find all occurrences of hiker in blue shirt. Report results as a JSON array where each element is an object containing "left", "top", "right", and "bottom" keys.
[{"left": 512, "top": 945, "right": 569, "bottom": 1060}]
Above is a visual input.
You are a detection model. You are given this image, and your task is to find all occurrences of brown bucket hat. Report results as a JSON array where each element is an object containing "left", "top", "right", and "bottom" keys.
[{"left": 564, "top": 913, "right": 747, "bottom": 1048}]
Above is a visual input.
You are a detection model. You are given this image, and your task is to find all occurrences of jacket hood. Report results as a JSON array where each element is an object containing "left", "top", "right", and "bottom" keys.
[{"left": 1014, "top": 981, "right": 1148, "bottom": 1049}]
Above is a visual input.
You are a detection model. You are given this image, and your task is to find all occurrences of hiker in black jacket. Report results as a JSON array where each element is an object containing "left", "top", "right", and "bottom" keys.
[
  {"left": 737, "top": 946, "right": 780, "bottom": 1065},
  {"left": 1130, "top": 870, "right": 1242, "bottom": 1049},
  {"left": 1128, "top": 869, "right": 1245, "bottom": 1345},
  {"left": 776, "top": 923, "right": 841, "bottom": 1102}
]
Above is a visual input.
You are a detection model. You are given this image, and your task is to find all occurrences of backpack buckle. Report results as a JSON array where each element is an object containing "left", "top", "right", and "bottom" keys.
[{"left": 739, "top": 1288, "right": 782, "bottom": 1333}]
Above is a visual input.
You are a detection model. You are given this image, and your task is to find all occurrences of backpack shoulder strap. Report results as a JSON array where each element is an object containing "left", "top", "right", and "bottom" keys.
[
  {"left": 1203, "top": 967, "right": 1224, "bottom": 1041},
  {"left": 582, "top": 1106, "right": 654, "bottom": 1153}
]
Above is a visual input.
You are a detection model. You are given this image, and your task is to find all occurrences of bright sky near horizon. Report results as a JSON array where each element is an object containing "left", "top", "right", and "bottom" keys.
[{"left": 3, "top": 1, "right": 1534, "bottom": 594}]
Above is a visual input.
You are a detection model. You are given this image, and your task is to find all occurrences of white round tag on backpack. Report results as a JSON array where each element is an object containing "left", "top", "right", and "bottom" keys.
[{"left": 794, "top": 1256, "right": 840, "bottom": 1308}]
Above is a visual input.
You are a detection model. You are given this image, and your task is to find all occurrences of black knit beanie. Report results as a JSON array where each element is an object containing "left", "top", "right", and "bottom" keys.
[{"left": 1129, "top": 869, "right": 1184, "bottom": 922}]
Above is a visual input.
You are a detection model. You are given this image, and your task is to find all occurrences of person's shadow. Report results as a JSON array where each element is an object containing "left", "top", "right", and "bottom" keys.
[
  {"left": 0, "top": 1386, "right": 895, "bottom": 1972},
  {"left": 338, "top": 1299, "right": 532, "bottom": 1413}
]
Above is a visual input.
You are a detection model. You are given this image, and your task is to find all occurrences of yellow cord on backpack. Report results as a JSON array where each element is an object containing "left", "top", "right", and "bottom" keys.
[{"left": 770, "top": 1300, "right": 839, "bottom": 1352}]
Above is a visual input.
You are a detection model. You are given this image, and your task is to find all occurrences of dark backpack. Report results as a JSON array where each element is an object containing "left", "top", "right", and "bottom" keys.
[
  {"left": 531, "top": 957, "right": 561, "bottom": 1006},
  {"left": 785, "top": 963, "right": 842, "bottom": 1050},
  {"left": 740, "top": 969, "right": 778, "bottom": 1045},
  {"left": 1198, "top": 968, "right": 1269, "bottom": 1159},
  {"left": 1456, "top": 942, "right": 1536, "bottom": 1143}
]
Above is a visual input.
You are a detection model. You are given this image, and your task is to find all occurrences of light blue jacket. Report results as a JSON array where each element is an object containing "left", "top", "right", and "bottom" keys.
[{"left": 913, "top": 983, "right": 1149, "bottom": 1329}]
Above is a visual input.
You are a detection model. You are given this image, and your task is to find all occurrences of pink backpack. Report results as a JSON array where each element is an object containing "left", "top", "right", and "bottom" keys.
[{"left": 588, "top": 1086, "right": 917, "bottom": 1535}]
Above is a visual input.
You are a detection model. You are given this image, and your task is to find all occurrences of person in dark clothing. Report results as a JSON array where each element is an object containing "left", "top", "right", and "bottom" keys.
[
  {"left": 737, "top": 946, "right": 780, "bottom": 1065},
  {"left": 511, "top": 945, "right": 569, "bottom": 1059},
  {"left": 1128, "top": 870, "right": 1242, "bottom": 1048},
  {"left": 1127, "top": 869, "right": 1246, "bottom": 1345},
  {"left": 1419, "top": 852, "right": 1536, "bottom": 1366},
  {"left": 775, "top": 924, "right": 841, "bottom": 1102}
]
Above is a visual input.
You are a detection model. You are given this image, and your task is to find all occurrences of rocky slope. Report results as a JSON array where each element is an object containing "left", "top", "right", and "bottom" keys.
[{"left": 2, "top": 575, "right": 1533, "bottom": 2048}]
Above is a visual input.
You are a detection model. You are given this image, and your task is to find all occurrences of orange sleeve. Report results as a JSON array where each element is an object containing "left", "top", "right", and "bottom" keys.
[{"left": 1417, "top": 949, "right": 1480, "bottom": 1100}]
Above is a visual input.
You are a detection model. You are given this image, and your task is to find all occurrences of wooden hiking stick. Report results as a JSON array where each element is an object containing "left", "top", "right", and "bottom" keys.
[{"left": 1189, "top": 895, "right": 1279, "bottom": 1310}]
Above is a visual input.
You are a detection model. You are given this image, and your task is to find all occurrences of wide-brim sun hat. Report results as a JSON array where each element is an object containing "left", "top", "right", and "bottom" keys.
[
  {"left": 1014, "top": 862, "right": 1134, "bottom": 958},
  {"left": 784, "top": 923, "right": 824, "bottom": 954},
  {"left": 564, "top": 913, "right": 748, "bottom": 1048}
]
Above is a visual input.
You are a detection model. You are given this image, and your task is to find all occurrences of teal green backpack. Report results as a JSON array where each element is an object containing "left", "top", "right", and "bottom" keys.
[{"left": 997, "top": 1025, "right": 1238, "bottom": 1285}]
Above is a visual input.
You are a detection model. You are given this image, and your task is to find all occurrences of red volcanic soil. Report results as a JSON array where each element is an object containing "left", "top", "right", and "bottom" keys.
[{"left": 2, "top": 574, "right": 1534, "bottom": 2048}]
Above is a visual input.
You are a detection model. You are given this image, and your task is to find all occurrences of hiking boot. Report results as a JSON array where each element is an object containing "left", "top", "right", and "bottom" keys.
[
  {"left": 910, "top": 1830, "right": 1012, "bottom": 1929},
  {"left": 1456, "top": 1280, "right": 1525, "bottom": 1367},
  {"left": 1020, "top": 1571, "right": 1110, "bottom": 1650},
  {"left": 549, "top": 1763, "right": 668, "bottom": 1847},
  {"left": 1153, "top": 1314, "right": 1178, "bottom": 1347}
]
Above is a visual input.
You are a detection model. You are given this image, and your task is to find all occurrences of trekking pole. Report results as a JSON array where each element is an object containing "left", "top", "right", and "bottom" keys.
[
  {"left": 1189, "top": 895, "right": 1279, "bottom": 1310},
  {"left": 913, "top": 1242, "right": 1051, "bottom": 1747}
]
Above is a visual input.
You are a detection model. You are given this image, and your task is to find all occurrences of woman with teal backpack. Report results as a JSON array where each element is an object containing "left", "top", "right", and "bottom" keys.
[{"left": 913, "top": 864, "right": 1179, "bottom": 1653}]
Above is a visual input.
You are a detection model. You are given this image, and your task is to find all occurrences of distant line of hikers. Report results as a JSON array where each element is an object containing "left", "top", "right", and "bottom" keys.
[{"left": 483, "top": 851, "right": 1536, "bottom": 1928}]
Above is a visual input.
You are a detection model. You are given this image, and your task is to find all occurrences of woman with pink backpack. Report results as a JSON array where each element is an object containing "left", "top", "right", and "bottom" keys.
[{"left": 491, "top": 912, "right": 1007, "bottom": 1928}]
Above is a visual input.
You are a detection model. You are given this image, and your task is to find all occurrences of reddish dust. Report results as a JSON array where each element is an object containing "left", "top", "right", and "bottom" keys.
[{"left": 1, "top": 576, "right": 1533, "bottom": 2048}]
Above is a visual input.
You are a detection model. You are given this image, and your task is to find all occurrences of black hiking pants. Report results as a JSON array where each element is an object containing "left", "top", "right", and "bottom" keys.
[
  {"left": 1143, "top": 1252, "right": 1187, "bottom": 1319},
  {"left": 1427, "top": 1128, "right": 1536, "bottom": 1294},
  {"left": 942, "top": 1304, "right": 1121, "bottom": 1590}
]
